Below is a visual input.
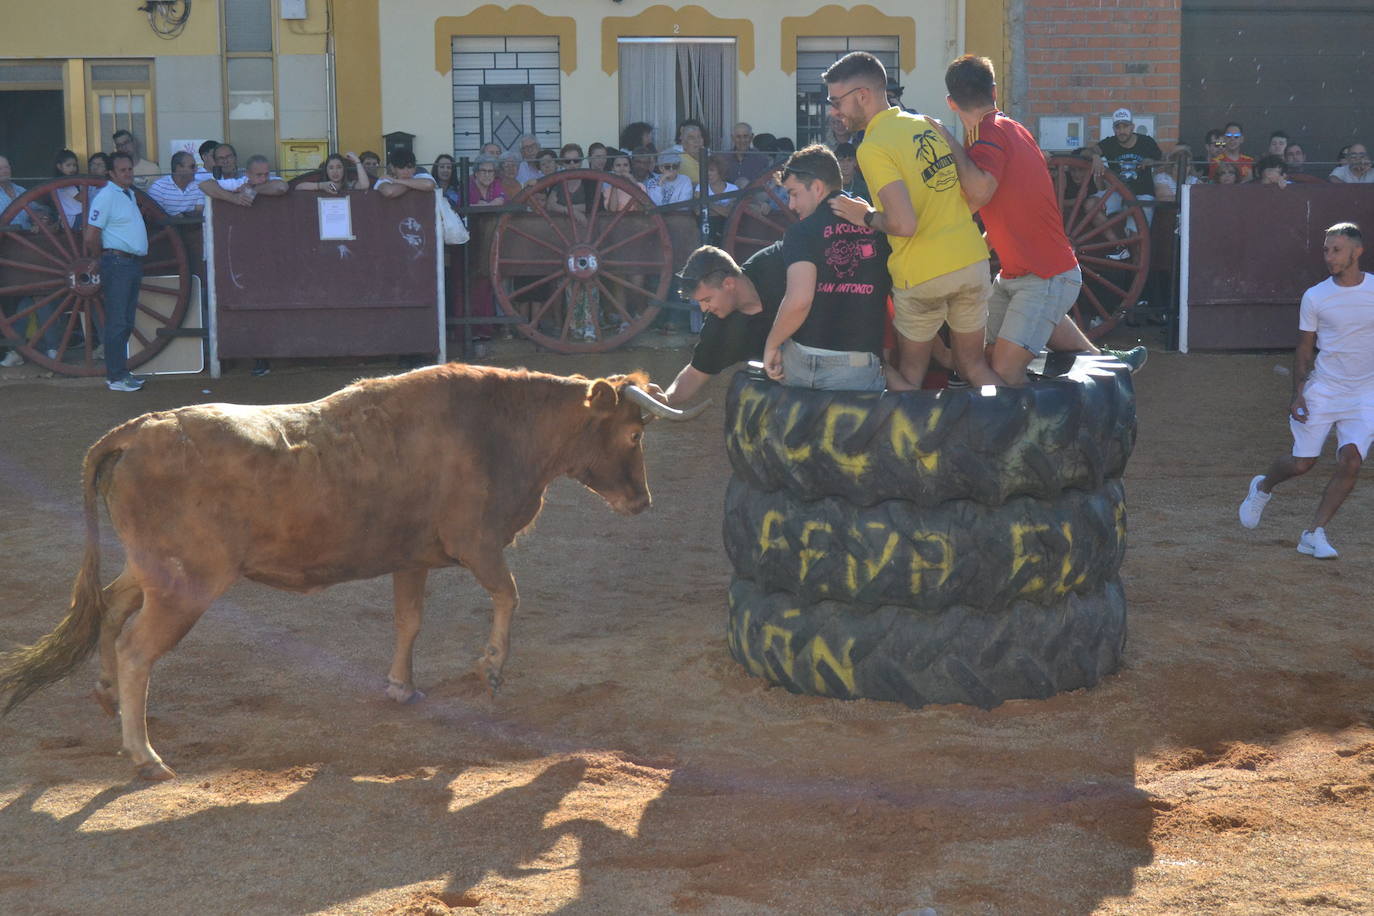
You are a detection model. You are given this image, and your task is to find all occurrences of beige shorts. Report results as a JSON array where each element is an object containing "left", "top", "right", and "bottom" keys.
[{"left": 891, "top": 259, "right": 991, "bottom": 342}]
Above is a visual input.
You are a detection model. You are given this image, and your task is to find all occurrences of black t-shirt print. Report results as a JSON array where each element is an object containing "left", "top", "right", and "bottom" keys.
[
  {"left": 688, "top": 243, "right": 788, "bottom": 375},
  {"left": 1097, "top": 134, "right": 1162, "bottom": 197},
  {"left": 779, "top": 192, "right": 890, "bottom": 355}
]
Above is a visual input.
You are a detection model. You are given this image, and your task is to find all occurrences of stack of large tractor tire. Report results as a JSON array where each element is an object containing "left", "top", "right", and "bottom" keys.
[{"left": 722, "top": 353, "right": 1137, "bottom": 709}]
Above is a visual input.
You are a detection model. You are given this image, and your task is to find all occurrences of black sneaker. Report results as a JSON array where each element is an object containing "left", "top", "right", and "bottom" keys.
[
  {"left": 251, "top": 359, "right": 271, "bottom": 377},
  {"left": 1100, "top": 346, "right": 1148, "bottom": 374}
]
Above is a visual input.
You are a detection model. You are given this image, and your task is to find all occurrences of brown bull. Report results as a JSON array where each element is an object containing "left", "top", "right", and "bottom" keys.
[{"left": 0, "top": 364, "right": 701, "bottom": 781}]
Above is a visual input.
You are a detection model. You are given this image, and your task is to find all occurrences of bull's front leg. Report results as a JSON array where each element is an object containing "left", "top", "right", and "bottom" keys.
[
  {"left": 386, "top": 568, "right": 429, "bottom": 703},
  {"left": 469, "top": 553, "right": 518, "bottom": 693}
]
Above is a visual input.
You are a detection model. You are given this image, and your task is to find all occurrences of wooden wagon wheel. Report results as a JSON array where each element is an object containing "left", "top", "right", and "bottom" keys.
[
  {"left": 0, "top": 176, "right": 191, "bottom": 376},
  {"left": 722, "top": 171, "right": 797, "bottom": 263},
  {"left": 490, "top": 169, "right": 671, "bottom": 353},
  {"left": 1045, "top": 156, "right": 1151, "bottom": 341}
]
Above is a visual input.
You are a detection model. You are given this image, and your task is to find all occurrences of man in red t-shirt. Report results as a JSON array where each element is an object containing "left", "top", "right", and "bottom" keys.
[{"left": 935, "top": 54, "right": 1146, "bottom": 383}]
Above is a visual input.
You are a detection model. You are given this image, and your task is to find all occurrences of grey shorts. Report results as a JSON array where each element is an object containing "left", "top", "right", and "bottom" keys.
[
  {"left": 987, "top": 266, "right": 1083, "bottom": 353},
  {"left": 780, "top": 340, "right": 885, "bottom": 392}
]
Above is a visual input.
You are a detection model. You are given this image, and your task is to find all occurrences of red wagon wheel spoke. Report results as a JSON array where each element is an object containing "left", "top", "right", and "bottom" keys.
[
  {"left": 500, "top": 258, "right": 564, "bottom": 268},
  {"left": 0, "top": 277, "right": 66, "bottom": 298},
  {"left": 589, "top": 204, "right": 633, "bottom": 250},
  {"left": 599, "top": 259, "right": 665, "bottom": 269},
  {"left": 593, "top": 275, "right": 635, "bottom": 326},
  {"left": 584, "top": 179, "right": 604, "bottom": 235},
  {"left": 4, "top": 230, "right": 71, "bottom": 271},
  {"left": 0, "top": 257, "right": 69, "bottom": 278},
  {"left": 523, "top": 192, "right": 572, "bottom": 249},
  {"left": 0, "top": 285, "right": 66, "bottom": 337},
  {"left": 527, "top": 274, "right": 573, "bottom": 329},
  {"left": 136, "top": 301, "right": 173, "bottom": 323},
  {"left": 510, "top": 268, "right": 565, "bottom": 302},
  {"left": 1080, "top": 265, "right": 1134, "bottom": 302},
  {"left": 1062, "top": 168, "right": 1098, "bottom": 237},
  {"left": 505, "top": 223, "right": 566, "bottom": 255},
  {"left": 1074, "top": 208, "right": 1136, "bottom": 245},
  {"left": 598, "top": 224, "right": 658, "bottom": 258},
  {"left": 27, "top": 292, "right": 76, "bottom": 351},
  {"left": 600, "top": 268, "right": 662, "bottom": 301},
  {"left": 1075, "top": 283, "right": 1112, "bottom": 324},
  {"left": 52, "top": 304, "right": 82, "bottom": 360},
  {"left": 48, "top": 188, "right": 80, "bottom": 254}
]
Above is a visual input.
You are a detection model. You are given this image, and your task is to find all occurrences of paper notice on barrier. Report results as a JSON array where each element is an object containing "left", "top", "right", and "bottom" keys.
[{"left": 318, "top": 197, "right": 355, "bottom": 240}]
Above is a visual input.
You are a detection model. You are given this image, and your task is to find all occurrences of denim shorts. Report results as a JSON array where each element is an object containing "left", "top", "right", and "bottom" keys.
[
  {"left": 986, "top": 266, "right": 1083, "bottom": 353},
  {"left": 780, "top": 340, "right": 885, "bottom": 392}
]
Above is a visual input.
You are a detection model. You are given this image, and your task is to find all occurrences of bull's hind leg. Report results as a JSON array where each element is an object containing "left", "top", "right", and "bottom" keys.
[
  {"left": 115, "top": 586, "right": 214, "bottom": 781},
  {"left": 386, "top": 568, "right": 429, "bottom": 703},
  {"left": 92, "top": 569, "right": 144, "bottom": 718},
  {"left": 469, "top": 553, "right": 519, "bottom": 693}
]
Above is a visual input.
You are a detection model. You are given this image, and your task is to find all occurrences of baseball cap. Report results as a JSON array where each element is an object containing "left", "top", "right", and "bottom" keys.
[{"left": 1112, "top": 108, "right": 1133, "bottom": 125}]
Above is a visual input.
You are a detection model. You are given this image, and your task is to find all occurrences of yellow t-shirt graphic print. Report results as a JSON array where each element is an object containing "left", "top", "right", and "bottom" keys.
[{"left": 856, "top": 107, "right": 988, "bottom": 289}]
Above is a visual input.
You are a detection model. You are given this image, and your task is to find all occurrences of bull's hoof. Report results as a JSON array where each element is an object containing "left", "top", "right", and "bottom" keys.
[
  {"left": 90, "top": 687, "right": 119, "bottom": 718},
  {"left": 134, "top": 760, "right": 176, "bottom": 782},
  {"left": 485, "top": 669, "right": 504, "bottom": 693},
  {"left": 385, "top": 677, "right": 426, "bottom": 705}
]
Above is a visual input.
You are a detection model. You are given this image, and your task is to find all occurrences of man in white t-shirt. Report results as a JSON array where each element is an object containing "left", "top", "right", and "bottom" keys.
[
  {"left": 1329, "top": 144, "right": 1374, "bottom": 184},
  {"left": 1239, "top": 222, "right": 1374, "bottom": 558}
]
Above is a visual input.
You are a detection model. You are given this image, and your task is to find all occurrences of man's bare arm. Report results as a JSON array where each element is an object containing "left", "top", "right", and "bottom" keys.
[
  {"left": 253, "top": 179, "right": 289, "bottom": 197},
  {"left": 82, "top": 223, "right": 102, "bottom": 257},
  {"left": 930, "top": 121, "right": 997, "bottom": 211},
  {"left": 829, "top": 179, "right": 917, "bottom": 237},
  {"left": 762, "top": 261, "right": 819, "bottom": 379},
  {"left": 198, "top": 179, "right": 251, "bottom": 207},
  {"left": 1291, "top": 330, "right": 1317, "bottom": 420},
  {"left": 660, "top": 364, "right": 712, "bottom": 407}
]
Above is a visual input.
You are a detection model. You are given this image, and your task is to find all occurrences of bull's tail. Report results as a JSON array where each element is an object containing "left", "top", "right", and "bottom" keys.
[{"left": 0, "top": 426, "right": 129, "bottom": 715}]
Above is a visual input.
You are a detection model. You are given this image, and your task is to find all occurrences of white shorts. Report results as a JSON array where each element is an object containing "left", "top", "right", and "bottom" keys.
[{"left": 1290, "top": 412, "right": 1374, "bottom": 459}]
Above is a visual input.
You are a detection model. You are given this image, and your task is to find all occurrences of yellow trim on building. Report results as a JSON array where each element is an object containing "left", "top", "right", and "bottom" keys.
[
  {"left": 601, "top": 5, "right": 755, "bottom": 75},
  {"left": 62, "top": 60, "right": 89, "bottom": 156},
  {"left": 433, "top": 6, "right": 578, "bottom": 76},
  {"left": 334, "top": 0, "right": 382, "bottom": 154},
  {"left": 964, "top": 0, "right": 1011, "bottom": 107},
  {"left": 779, "top": 5, "right": 917, "bottom": 75}
]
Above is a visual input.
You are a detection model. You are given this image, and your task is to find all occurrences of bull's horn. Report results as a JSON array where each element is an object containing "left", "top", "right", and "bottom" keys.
[{"left": 624, "top": 385, "right": 709, "bottom": 421}]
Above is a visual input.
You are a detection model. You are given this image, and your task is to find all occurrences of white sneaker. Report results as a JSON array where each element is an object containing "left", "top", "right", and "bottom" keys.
[
  {"left": 1238, "top": 475, "right": 1271, "bottom": 529},
  {"left": 1297, "top": 527, "right": 1338, "bottom": 559},
  {"left": 45, "top": 348, "right": 58, "bottom": 360},
  {"left": 0, "top": 350, "right": 23, "bottom": 367}
]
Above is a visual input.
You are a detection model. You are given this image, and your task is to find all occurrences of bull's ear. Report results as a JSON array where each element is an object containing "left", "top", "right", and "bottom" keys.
[{"left": 585, "top": 379, "right": 618, "bottom": 415}]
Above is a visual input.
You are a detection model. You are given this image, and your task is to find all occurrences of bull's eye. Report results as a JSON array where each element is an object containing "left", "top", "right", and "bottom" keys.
[{"left": 631, "top": 431, "right": 643, "bottom": 445}]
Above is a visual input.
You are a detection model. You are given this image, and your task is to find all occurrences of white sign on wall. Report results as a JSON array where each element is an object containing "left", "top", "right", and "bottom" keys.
[
  {"left": 1039, "top": 116, "right": 1085, "bottom": 151},
  {"left": 169, "top": 139, "right": 211, "bottom": 163}
]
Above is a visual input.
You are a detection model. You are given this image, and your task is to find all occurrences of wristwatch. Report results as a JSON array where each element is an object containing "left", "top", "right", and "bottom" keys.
[{"left": 863, "top": 208, "right": 876, "bottom": 227}]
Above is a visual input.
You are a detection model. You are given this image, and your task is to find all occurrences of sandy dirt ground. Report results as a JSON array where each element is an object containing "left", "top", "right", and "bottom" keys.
[{"left": 1, "top": 334, "right": 1371, "bottom": 916}]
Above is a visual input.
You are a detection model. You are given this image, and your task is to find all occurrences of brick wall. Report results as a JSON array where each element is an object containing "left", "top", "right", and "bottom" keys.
[{"left": 1023, "top": 0, "right": 1182, "bottom": 149}]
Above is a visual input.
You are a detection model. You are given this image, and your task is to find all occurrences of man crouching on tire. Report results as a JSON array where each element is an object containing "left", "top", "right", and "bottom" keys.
[{"left": 654, "top": 146, "right": 891, "bottom": 407}]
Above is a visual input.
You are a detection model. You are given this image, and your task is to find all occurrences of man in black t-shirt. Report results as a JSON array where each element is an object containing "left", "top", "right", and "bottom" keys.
[
  {"left": 763, "top": 144, "right": 890, "bottom": 391},
  {"left": 1089, "top": 107, "right": 1163, "bottom": 231},
  {"left": 653, "top": 243, "right": 788, "bottom": 407}
]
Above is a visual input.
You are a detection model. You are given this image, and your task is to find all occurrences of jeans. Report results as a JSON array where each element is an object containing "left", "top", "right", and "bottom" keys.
[
  {"left": 100, "top": 252, "right": 142, "bottom": 380},
  {"left": 780, "top": 340, "right": 885, "bottom": 392}
]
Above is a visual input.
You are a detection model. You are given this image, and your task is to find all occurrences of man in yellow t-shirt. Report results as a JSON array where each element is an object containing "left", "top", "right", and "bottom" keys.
[{"left": 825, "top": 51, "right": 999, "bottom": 389}]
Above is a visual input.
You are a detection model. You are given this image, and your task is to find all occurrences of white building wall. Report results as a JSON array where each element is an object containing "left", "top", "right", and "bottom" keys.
[
  {"left": 153, "top": 55, "right": 223, "bottom": 163},
  {"left": 278, "top": 54, "right": 329, "bottom": 141},
  {"left": 378, "top": 0, "right": 952, "bottom": 161}
]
